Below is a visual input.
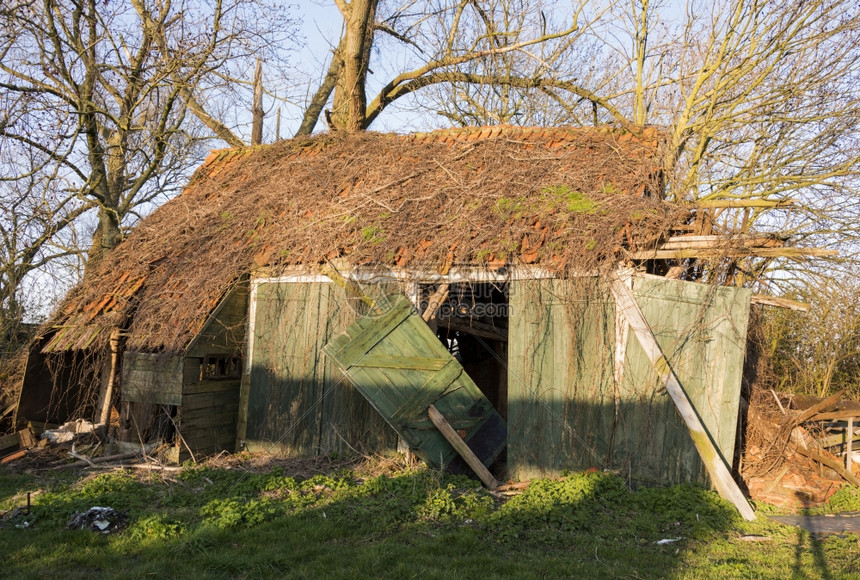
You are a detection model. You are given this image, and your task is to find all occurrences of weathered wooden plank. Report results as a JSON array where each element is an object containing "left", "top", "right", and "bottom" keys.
[
  {"left": 186, "top": 284, "right": 249, "bottom": 359},
  {"left": 244, "top": 280, "right": 397, "bottom": 457},
  {"left": 389, "top": 360, "right": 462, "bottom": 426},
  {"left": 607, "top": 271, "right": 755, "bottom": 521},
  {"left": 181, "top": 431, "right": 237, "bottom": 451},
  {"left": 180, "top": 402, "right": 238, "bottom": 420},
  {"left": 182, "top": 379, "right": 241, "bottom": 396},
  {"left": 428, "top": 405, "right": 498, "bottom": 489},
  {"left": 750, "top": 294, "right": 810, "bottom": 312},
  {"left": 181, "top": 411, "right": 237, "bottom": 430},
  {"left": 183, "top": 390, "right": 240, "bottom": 410},
  {"left": 507, "top": 278, "right": 615, "bottom": 479},
  {"left": 183, "top": 358, "right": 203, "bottom": 384},
  {"left": 405, "top": 416, "right": 483, "bottom": 430},
  {"left": 318, "top": 283, "right": 398, "bottom": 455},
  {"left": 352, "top": 356, "right": 449, "bottom": 371},
  {"left": 244, "top": 281, "right": 323, "bottom": 454},
  {"left": 122, "top": 352, "right": 183, "bottom": 406},
  {"left": 327, "top": 298, "right": 414, "bottom": 368}
]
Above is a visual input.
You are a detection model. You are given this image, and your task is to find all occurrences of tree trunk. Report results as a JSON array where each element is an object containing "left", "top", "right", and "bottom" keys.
[
  {"left": 331, "top": 0, "right": 377, "bottom": 131},
  {"left": 86, "top": 207, "right": 123, "bottom": 276}
]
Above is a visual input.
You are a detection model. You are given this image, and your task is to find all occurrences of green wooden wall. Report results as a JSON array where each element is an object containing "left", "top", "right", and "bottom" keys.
[
  {"left": 178, "top": 285, "right": 249, "bottom": 457},
  {"left": 241, "top": 281, "right": 397, "bottom": 456},
  {"left": 508, "top": 276, "right": 750, "bottom": 487},
  {"left": 122, "top": 352, "right": 183, "bottom": 405}
]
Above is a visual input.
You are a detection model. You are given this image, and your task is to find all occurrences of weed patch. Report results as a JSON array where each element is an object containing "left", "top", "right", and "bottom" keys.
[{"left": 0, "top": 460, "right": 858, "bottom": 579}]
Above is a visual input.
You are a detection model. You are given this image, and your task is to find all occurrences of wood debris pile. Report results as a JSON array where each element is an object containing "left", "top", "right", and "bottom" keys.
[
  {"left": 743, "top": 388, "right": 860, "bottom": 508},
  {"left": 0, "top": 415, "right": 171, "bottom": 472}
]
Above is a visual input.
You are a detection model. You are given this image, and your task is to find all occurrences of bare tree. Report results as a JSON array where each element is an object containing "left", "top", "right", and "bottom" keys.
[
  {"left": 0, "top": 0, "right": 295, "bottom": 334},
  {"left": 0, "top": 0, "right": 294, "bottom": 273},
  {"left": 414, "top": 0, "right": 860, "bottom": 278},
  {"left": 295, "top": 0, "right": 586, "bottom": 134}
]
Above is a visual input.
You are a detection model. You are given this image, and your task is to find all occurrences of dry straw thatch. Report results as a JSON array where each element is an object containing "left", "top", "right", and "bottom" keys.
[{"left": 41, "top": 126, "right": 684, "bottom": 354}]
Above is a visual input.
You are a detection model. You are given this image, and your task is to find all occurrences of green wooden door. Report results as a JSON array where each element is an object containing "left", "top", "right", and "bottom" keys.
[{"left": 323, "top": 295, "right": 507, "bottom": 473}]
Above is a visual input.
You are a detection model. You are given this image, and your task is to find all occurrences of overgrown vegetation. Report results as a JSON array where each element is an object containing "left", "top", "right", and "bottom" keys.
[
  {"left": 1, "top": 457, "right": 857, "bottom": 578},
  {"left": 756, "top": 277, "right": 860, "bottom": 399}
]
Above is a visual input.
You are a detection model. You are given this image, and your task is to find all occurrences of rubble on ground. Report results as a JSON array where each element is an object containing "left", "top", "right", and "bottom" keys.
[{"left": 743, "top": 388, "right": 860, "bottom": 508}]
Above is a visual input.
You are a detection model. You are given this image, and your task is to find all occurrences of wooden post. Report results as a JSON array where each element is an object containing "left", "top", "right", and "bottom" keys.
[
  {"left": 251, "top": 59, "right": 264, "bottom": 146},
  {"left": 428, "top": 404, "right": 499, "bottom": 490},
  {"left": 422, "top": 284, "right": 450, "bottom": 333},
  {"left": 607, "top": 271, "right": 755, "bottom": 521},
  {"left": 848, "top": 417, "right": 854, "bottom": 475},
  {"left": 97, "top": 328, "right": 122, "bottom": 425}
]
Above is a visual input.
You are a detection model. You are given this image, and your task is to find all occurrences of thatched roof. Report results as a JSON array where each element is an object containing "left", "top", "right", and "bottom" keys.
[{"left": 41, "top": 126, "right": 682, "bottom": 354}]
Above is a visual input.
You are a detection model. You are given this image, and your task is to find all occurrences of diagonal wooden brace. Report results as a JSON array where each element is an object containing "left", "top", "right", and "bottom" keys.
[{"left": 428, "top": 404, "right": 499, "bottom": 490}]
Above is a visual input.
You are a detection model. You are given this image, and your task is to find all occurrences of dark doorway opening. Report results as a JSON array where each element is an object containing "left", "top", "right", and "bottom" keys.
[{"left": 420, "top": 281, "right": 509, "bottom": 420}]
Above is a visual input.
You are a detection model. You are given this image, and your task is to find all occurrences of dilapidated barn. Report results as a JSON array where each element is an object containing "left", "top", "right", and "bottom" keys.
[{"left": 16, "top": 126, "right": 809, "bottom": 517}]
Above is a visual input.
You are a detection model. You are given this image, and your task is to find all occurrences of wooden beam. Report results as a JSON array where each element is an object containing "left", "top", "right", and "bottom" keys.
[
  {"left": 695, "top": 199, "right": 795, "bottom": 209},
  {"left": 436, "top": 315, "right": 508, "bottom": 341},
  {"left": 422, "top": 284, "right": 450, "bottom": 322},
  {"left": 750, "top": 295, "right": 810, "bottom": 312},
  {"left": 791, "top": 390, "right": 846, "bottom": 426},
  {"left": 659, "top": 235, "right": 785, "bottom": 250},
  {"left": 629, "top": 247, "right": 837, "bottom": 260},
  {"left": 428, "top": 404, "right": 499, "bottom": 490},
  {"left": 802, "top": 409, "right": 860, "bottom": 422},
  {"left": 607, "top": 271, "right": 755, "bottom": 521}
]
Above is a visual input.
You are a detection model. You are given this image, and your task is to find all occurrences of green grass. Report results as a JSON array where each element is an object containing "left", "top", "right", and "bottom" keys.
[{"left": 1, "top": 459, "right": 858, "bottom": 579}]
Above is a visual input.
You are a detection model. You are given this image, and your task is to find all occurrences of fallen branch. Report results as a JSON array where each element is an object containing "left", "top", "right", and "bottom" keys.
[
  {"left": 127, "top": 463, "right": 183, "bottom": 473},
  {"left": 52, "top": 450, "right": 141, "bottom": 471},
  {"left": 69, "top": 443, "right": 97, "bottom": 467}
]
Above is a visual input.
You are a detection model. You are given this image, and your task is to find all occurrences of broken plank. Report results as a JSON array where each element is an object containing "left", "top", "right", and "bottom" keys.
[
  {"left": 0, "top": 428, "right": 36, "bottom": 453},
  {"left": 0, "top": 402, "right": 16, "bottom": 421},
  {"left": 804, "top": 409, "right": 860, "bottom": 422},
  {"left": 607, "top": 270, "right": 755, "bottom": 521},
  {"left": 750, "top": 295, "right": 810, "bottom": 312},
  {"left": 792, "top": 390, "right": 846, "bottom": 426},
  {"left": 428, "top": 404, "right": 498, "bottom": 490},
  {"left": 352, "top": 356, "right": 449, "bottom": 371},
  {"left": 422, "top": 284, "right": 450, "bottom": 322},
  {"left": 1, "top": 449, "right": 27, "bottom": 464}
]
